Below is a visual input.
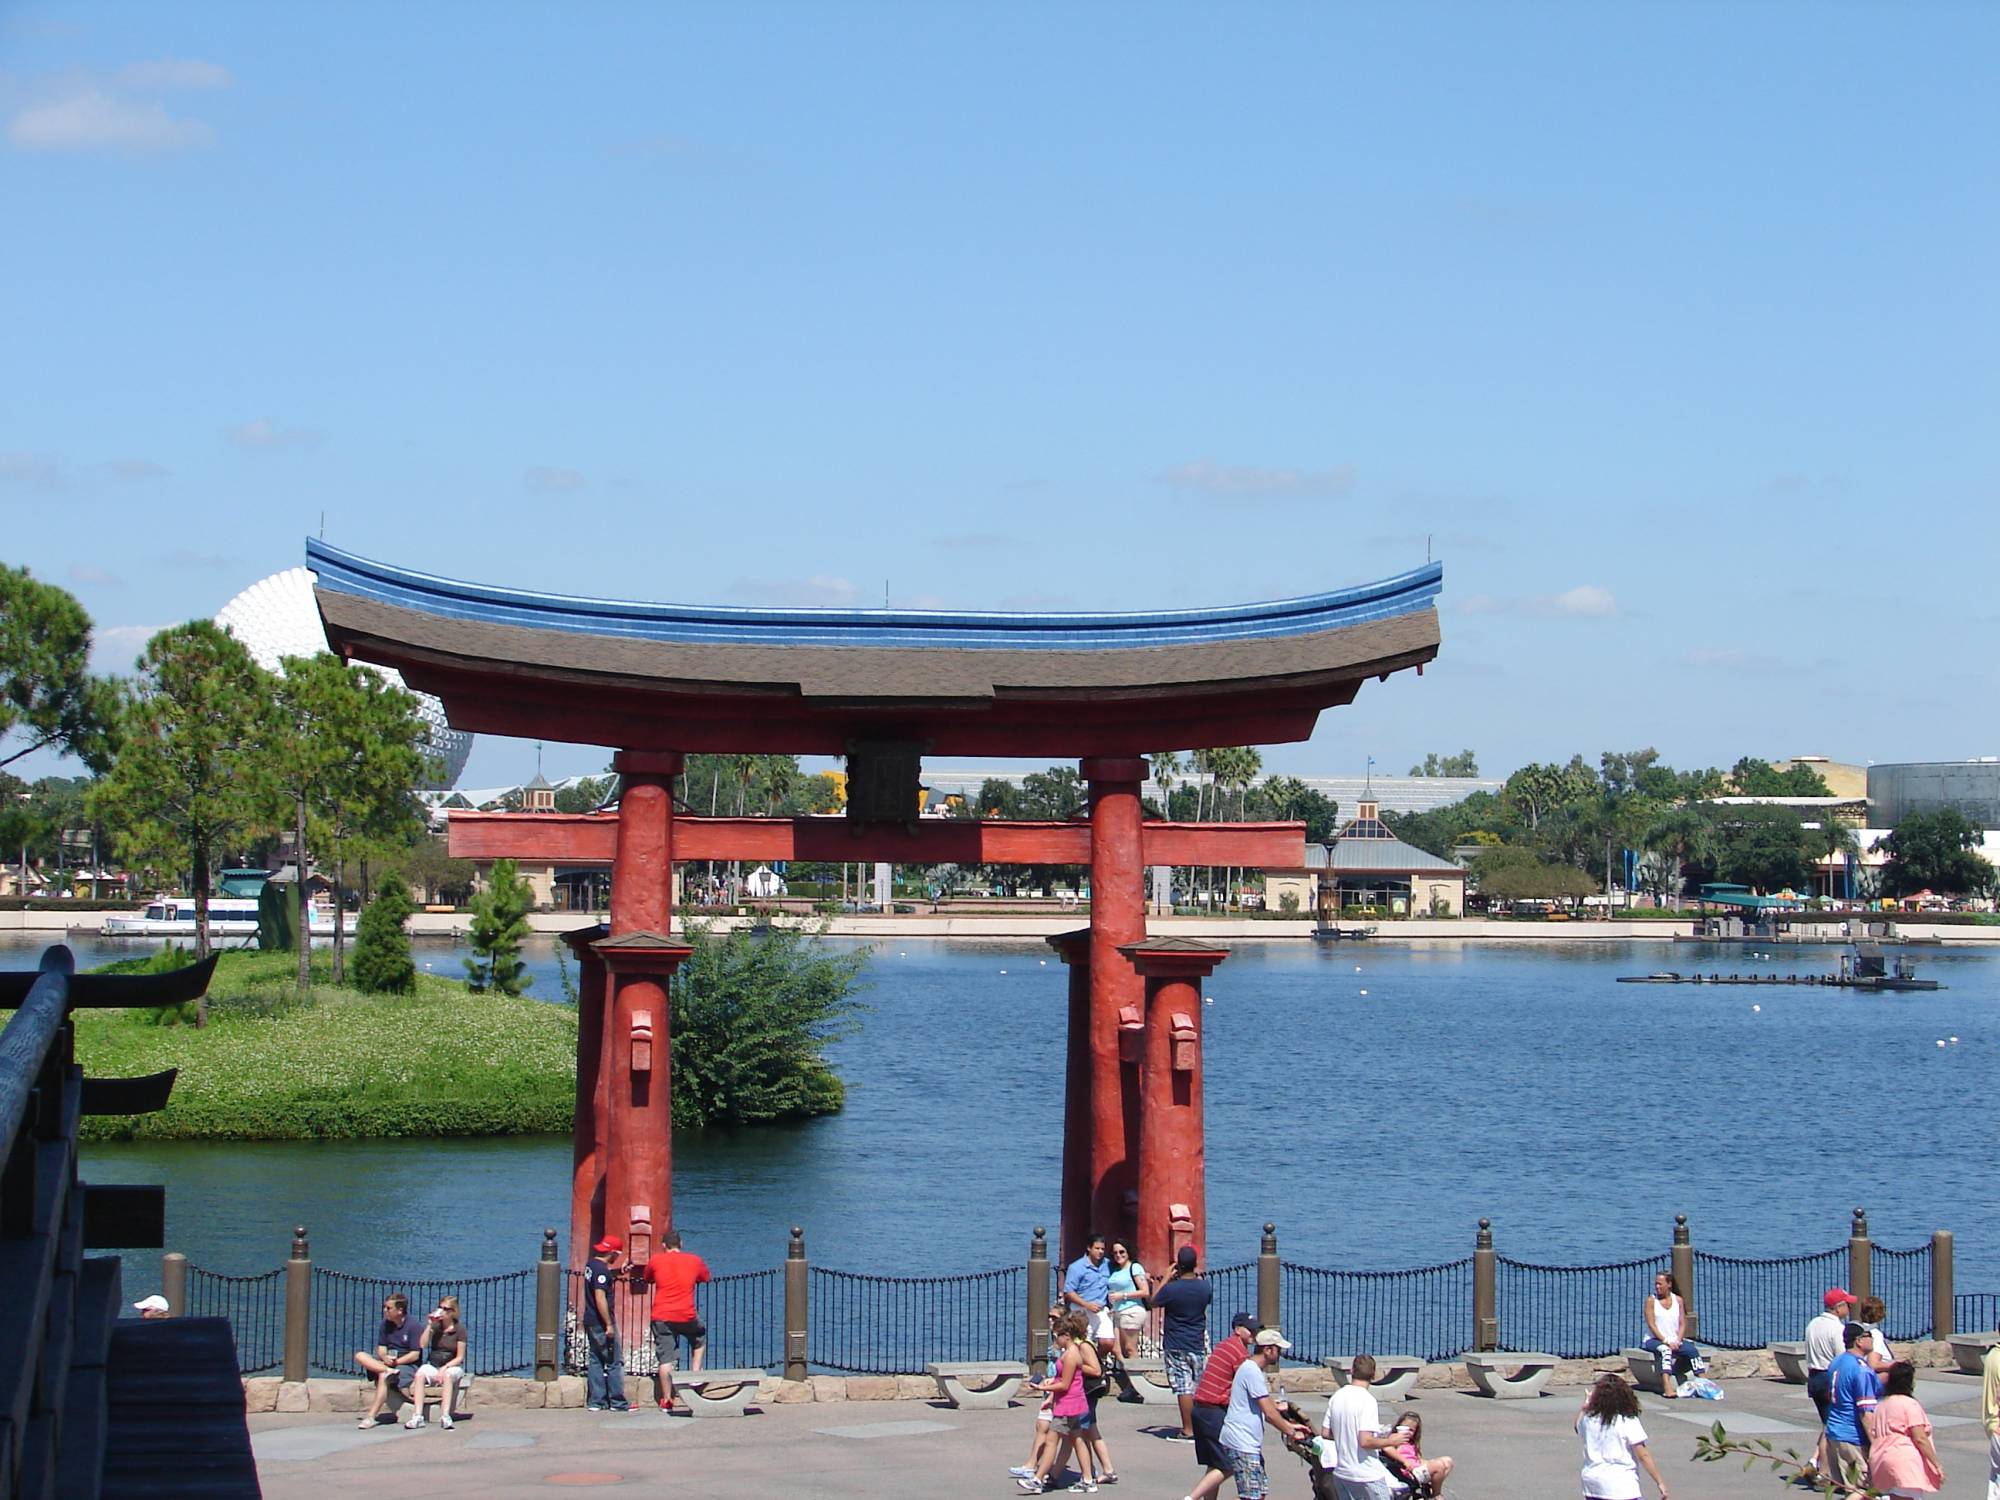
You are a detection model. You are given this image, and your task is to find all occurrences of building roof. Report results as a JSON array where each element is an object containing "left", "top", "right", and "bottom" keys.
[
  {"left": 308, "top": 540, "right": 1443, "bottom": 756},
  {"left": 1304, "top": 835, "right": 1465, "bottom": 875}
]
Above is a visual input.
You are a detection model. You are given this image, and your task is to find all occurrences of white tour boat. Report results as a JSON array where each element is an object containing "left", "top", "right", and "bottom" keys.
[{"left": 101, "top": 895, "right": 352, "bottom": 939}]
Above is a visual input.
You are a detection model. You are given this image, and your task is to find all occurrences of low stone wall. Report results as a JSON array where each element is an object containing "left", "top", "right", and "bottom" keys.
[{"left": 242, "top": 1342, "right": 1958, "bottom": 1412}]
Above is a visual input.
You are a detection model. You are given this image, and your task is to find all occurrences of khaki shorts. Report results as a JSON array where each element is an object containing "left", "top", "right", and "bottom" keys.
[{"left": 1829, "top": 1439, "right": 1868, "bottom": 1488}]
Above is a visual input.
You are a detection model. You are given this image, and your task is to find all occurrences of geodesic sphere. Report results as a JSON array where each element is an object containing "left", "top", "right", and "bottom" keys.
[{"left": 214, "top": 566, "right": 473, "bottom": 789}]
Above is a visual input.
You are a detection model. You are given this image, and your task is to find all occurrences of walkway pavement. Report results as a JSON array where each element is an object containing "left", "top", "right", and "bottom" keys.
[{"left": 250, "top": 1369, "right": 1999, "bottom": 1497}]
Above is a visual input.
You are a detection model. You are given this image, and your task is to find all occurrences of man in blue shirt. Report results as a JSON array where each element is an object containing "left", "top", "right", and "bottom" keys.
[
  {"left": 1823, "top": 1322, "right": 1881, "bottom": 1489},
  {"left": 582, "top": 1234, "right": 632, "bottom": 1412},
  {"left": 1062, "top": 1233, "right": 1113, "bottom": 1346},
  {"left": 1149, "top": 1245, "right": 1214, "bottom": 1440},
  {"left": 355, "top": 1292, "right": 426, "bottom": 1429}
]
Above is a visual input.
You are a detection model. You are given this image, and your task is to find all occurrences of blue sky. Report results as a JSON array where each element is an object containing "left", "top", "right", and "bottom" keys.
[{"left": 4, "top": 2, "right": 1995, "bottom": 789}]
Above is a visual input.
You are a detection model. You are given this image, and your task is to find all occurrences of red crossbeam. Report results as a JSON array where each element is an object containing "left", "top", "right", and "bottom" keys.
[{"left": 446, "top": 812, "right": 1304, "bottom": 870}]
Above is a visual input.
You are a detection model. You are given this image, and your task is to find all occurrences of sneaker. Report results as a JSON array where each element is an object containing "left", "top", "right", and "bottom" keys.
[
  {"left": 610, "top": 1403, "right": 633, "bottom": 1412},
  {"left": 439, "top": 1413, "right": 454, "bottom": 1430},
  {"left": 403, "top": 1414, "right": 425, "bottom": 1429},
  {"left": 586, "top": 1403, "right": 606, "bottom": 1412},
  {"left": 1009, "top": 1467, "right": 1036, "bottom": 1479},
  {"left": 1067, "top": 1482, "right": 1097, "bottom": 1494},
  {"left": 1017, "top": 1480, "right": 1046, "bottom": 1494},
  {"left": 1165, "top": 1431, "right": 1195, "bottom": 1442}
]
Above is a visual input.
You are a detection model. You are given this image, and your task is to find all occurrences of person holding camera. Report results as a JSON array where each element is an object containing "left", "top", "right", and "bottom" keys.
[{"left": 582, "top": 1234, "right": 632, "bottom": 1411}]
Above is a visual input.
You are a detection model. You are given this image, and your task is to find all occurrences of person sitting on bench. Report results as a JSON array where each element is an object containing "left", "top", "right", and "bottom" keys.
[{"left": 355, "top": 1292, "right": 425, "bottom": 1429}]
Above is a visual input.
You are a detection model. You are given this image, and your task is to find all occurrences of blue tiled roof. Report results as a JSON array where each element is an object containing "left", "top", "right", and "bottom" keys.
[{"left": 306, "top": 540, "right": 1442, "bottom": 654}]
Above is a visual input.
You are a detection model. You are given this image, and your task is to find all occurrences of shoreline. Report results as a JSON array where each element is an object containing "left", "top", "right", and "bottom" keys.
[{"left": 9, "top": 908, "right": 1997, "bottom": 944}]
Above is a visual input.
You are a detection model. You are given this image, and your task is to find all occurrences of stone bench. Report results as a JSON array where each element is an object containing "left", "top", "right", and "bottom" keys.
[
  {"left": 1768, "top": 1343, "right": 1810, "bottom": 1384},
  {"left": 670, "top": 1368, "right": 766, "bottom": 1417},
  {"left": 925, "top": 1361, "right": 1029, "bottom": 1409},
  {"left": 1322, "top": 1357, "right": 1426, "bottom": 1404},
  {"left": 1621, "top": 1349, "right": 1665, "bottom": 1394},
  {"left": 1949, "top": 1333, "right": 2000, "bottom": 1376},
  {"left": 1118, "top": 1356, "right": 1179, "bottom": 1406},
  {"left": 1464, "top": 1352, "right": 1557, "bottom": 1399}
]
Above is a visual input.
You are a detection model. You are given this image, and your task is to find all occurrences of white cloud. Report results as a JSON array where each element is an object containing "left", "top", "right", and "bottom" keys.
[
  {"left": 1459, "top": 584, "right": 1618, "bottom": 619},
  {"left": 92, "top": 624, "right": 163, "bottom": 673},
  {"left": 119, "top": 59, "right": 233, "bottom": 90},
  {"left": 726, "top": 575, "right": 864, "bottom": 608},
  {"left": 525, "top": 466, "right": 585, "bottom": 493},
  {"left": 0, "top": 452, "right": 66, "bottom": 491},
  {"left": 8, "top": 85, "right": 214, "bottom": 154},
  {"left": 106, "top": 458, "right": 168, "bottom": 481},
  {"left": 227, "top": 418, "right": 321, "bottom": 450},
  {"left": 1162, "top": 459, "right": 1354, "bottom": 500}
]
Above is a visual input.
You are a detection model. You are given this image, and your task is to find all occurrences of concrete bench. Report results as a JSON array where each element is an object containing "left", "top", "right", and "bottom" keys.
[
  {"left": 1621, "top": 1349, "right": 1665, "bottom": 1394},
  {"left": 1118, "top": 1356, "right": 1179, "bottom": 1406},
  {"left": 1768, "top": 1343, "right": 1810, "bottom": 1384},
  {"left": 669, "top": 1368, "right": 765, "bottom": 1417},
  {"left": 926, "top": 1361, "right": 1029, "bottom": 1409},
  {"left": 1949, "top": 1333, "right": 2000, "bottom": 1376},
  {"left": 1322, "top": 1357, "right": 1426, "bottom": 1404},
  {"left": 1464, "top": 1352, "right": 1557, "bottom": 1399}
]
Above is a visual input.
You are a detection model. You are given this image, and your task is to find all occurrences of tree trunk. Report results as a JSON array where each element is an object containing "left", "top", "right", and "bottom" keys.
[
  {"left": 191, "top": 836, "right": 210, "bottom": 1026},
  {"left": 331, "top": 849, "right": 346, "bottom": 986},
  {"left": 295, "top": 793, "right": 311, "bottom": 993}
]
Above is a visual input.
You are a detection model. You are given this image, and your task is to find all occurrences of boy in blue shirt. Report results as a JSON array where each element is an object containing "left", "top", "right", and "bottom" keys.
[{"left": 1823, "top": 1322, "right": 1881, "bottom": 1489}]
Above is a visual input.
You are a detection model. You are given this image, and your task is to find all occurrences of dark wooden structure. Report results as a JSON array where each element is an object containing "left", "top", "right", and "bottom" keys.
[{"left": 0, "top": 946, "right": 258, "bottom": 1499}]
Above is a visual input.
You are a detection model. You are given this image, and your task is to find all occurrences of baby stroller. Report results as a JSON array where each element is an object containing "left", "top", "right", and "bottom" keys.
[{"left": 1278, "top": 1405, "right": 1437, "bottom": 1500}]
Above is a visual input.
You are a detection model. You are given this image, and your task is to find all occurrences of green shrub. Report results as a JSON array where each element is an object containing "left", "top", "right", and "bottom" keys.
[
  {"left": 464, "top": 858, "right": 532, "bottom": 995},
  {"left": 353, "top": 877, "right": 416, "bottom": 995}
]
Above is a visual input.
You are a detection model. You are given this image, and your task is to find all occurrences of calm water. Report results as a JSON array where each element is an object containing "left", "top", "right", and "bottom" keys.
[{"left": 14, "top": 932, "right": 1995, "bottom": 1294}]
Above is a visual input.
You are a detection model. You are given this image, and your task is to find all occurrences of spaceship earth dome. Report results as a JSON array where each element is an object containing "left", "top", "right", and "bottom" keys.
[{"left": 214, "top": 566, "right": 473, "bottom": 789}]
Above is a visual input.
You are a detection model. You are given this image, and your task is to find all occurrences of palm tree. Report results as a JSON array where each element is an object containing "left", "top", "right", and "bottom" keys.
[
  {"left": 1149, "top": 751, "right": 1184, "bottom": 818},
  {"left": 1812, "top": 815, "right": 1863, "bottom": 904},
  {"left": 1642, "top": 807, "right": 1717, "bottom": 910},
  {"left": 1210, "top": 746, "right": 1263, "bottom": 906}
]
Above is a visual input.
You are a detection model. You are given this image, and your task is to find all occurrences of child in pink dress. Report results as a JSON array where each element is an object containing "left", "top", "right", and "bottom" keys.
[{"left": 1867, "top": 1361, "right": 1945, "bottom": 1497}]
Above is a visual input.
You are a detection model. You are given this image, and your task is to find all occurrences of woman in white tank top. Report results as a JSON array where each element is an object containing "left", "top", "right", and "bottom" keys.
[{"left": 1643, "top": 1272, "right": 1702, "bottom": 1398}]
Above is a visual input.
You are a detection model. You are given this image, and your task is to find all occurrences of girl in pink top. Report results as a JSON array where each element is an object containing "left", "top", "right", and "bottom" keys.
[
  {"left": 1389, "top": 1410, "right": 1456, "bottom": 1495},
  {"left": 1867, "top": 1361, "right": 1945, "bottom": 1497},
  {"left": 1020, "top": 1315, "right": 1097, "bottom": 1493}
]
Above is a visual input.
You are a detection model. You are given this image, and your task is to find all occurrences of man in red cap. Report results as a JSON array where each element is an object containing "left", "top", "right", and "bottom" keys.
[
  {"left": 1801, "top": 1286, "right": 1855, "bottom": 1484},
  {"left": 582, "top": 1235, "right": 632, "bottom": 1412}
]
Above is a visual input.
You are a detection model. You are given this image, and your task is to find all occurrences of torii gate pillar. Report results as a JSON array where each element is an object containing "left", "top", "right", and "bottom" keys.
[
  {"left": 1083, "top": 755, "right": 1149, "bottom": 1249},
  {"left": 1120, "top": 937, "right": 1228, "bottom": 1276},
  {"left": 1045, "top": 927, "right": 1093, "bottom": 1265}
]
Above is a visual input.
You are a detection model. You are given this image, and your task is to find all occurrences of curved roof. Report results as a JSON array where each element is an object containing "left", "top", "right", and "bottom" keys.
[{"left": 308, "top": 540, "right": 1442, "bottom": 756}]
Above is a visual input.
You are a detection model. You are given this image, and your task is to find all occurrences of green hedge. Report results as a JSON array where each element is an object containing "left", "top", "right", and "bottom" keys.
[{"left": 75, "top": 950, "right": 577, "bottom": 1141}]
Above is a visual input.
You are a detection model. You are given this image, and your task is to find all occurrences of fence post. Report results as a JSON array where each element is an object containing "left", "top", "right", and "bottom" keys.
[
  {"left": 160, "top": 1251, "right": 187, "bottom": 1318},
  {"left": 1932, "top": 1230, "right": 1953, "bottom": 1340},
  {"left": 1848, "top": 1207, "right": 1872, "bottom": 1305},
  {"left": 1027, "top": 1226, "right": 1051, "bottom": 1378},
  {"left": 1473, "top": 1219, "right": 1496, "bottom": 1352},
  {"left": 1672, "top": 1215, "right": 1697, "bottom": 1341},
  {"left": 283, "top": 1225, "right": 311, "bottom": 1384},
  {"left": 535, "top": 1227, "right": 560, "bottom": 1382},
  {"left": 1258, "top": 1223, "right": 1281, "bottom": 1331},
  {"left": 784, "top": 1226, "right": 809, "bottom": 1383}
]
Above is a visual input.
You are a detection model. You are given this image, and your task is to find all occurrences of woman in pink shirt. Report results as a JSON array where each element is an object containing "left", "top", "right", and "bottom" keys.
[{"left": 1867, "top": 1361, "right": 1945, "bottom": 1497}]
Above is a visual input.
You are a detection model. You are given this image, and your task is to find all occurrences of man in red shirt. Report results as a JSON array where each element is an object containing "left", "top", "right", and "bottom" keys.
[
  {"left": 640, "top": 1230, "right": 712, "bottom": 1410},
  {"left": 1188, "top": 1314, "right": 1260, "bottom": 1500}
]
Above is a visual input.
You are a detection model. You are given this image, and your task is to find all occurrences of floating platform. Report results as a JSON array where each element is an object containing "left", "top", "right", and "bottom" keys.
[{"left": 1616, "top": 971, "right": 1943, "bottom": 991}]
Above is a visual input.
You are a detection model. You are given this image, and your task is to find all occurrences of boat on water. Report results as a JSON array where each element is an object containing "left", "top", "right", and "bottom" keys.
[
  {"left": 102, "top": 895, "right": 352, "bottom": 939},
  {"left": 1614, "top": 944, "right": 1942, "bottom": 991},
  {"left": 1312, "top": 924, "right": 1378, "bottom": 941}
]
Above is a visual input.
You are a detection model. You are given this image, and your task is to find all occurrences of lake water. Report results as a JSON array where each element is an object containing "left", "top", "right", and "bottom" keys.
[{"left": 15, "top": 932, "right": 1996, "bottom": 1294}]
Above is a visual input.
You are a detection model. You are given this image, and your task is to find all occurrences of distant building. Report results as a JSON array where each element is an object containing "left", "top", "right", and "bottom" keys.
[
  {"left": 1868, "top": 759, "right": 2000, "bottom": 829},
  {"left": 1264, "top": 799, "right": 1467, "bottom": 918}
]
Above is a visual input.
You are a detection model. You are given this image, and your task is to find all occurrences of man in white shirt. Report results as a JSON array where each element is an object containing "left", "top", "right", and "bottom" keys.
[
  {"left": 1213, "top": 1328, "right": 1309, "bottom": 1500},
  {"left": 1322, "top": 1354, "right": 1410, "bottom": 1500},
  {"left": 1802, "top": 1286, "right": 1854, "bottom": 1486}
]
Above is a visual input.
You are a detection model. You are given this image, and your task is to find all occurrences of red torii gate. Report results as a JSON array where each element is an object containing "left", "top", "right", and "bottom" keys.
[{"left": 307, "top": 539, "right": 1443, "bottom": 1276}]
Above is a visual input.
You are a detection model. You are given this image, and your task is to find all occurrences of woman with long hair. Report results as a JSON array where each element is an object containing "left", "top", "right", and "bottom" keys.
[
  {"left": 1105, "top": 1239, "right": 1152, "bottom": 1360},
  {"left": 1576, "top": 1374, "right": 1668, "bottom": 1500},
  {"left": 1867, "top": 1360, "right": 1944, "bottom": 1496},
  {"left": 1019, "top": 1314, "right": 1097, "bottom": 1494}
]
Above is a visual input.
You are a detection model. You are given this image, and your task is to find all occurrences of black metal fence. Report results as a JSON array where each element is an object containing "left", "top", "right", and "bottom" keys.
[
  {"left": 1497, "top": 1253, "right": 1668, "bottom": 1358},
  {"left": 310, "top": 1266, "right": 538, "bottom": 1376},
  {"left": 1693, "top": 1247, "right": 1847, "bottom": 1349},
  {"left": 185, "top": 1267, "right": 286, "bottom": 1375},
  {"left": 1872, "top": 1244, "right": 1935, "bottom": 1341},
  {"left": 174, "top": 1212, "right": 1961, "bottom": 1379},
  {"left": 809, "top": 1265, "right": 1023, "bottom": 1374},
  {"left": 1283, "top": 1259, "right": 1473, "bottom": 1363}
]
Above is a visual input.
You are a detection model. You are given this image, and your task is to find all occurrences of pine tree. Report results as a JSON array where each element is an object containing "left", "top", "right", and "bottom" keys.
[
  {"left": 353, "top": 876, "right": 417, "bottom": 994},
  {"left": 464, "top": 858, "right": 533, "bottom": 995}
]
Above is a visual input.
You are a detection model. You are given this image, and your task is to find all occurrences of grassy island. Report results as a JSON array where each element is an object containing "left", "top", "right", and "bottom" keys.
[
  {"left": 76, "top": 950, "right": 579, "bottom": 1141},
  {"left": 76, "top": 924, "right": 864, "bottom": 1142}
]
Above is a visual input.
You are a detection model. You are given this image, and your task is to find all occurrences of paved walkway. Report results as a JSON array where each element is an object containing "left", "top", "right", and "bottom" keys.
[{"left": 250, "top": 1369, "right": 1999, "bottom": 1497}]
